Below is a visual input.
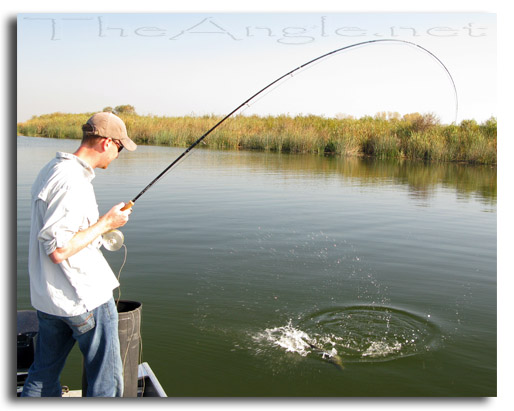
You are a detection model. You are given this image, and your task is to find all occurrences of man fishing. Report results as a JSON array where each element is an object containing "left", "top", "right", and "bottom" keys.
[{"left": 21, "top": 112, "right": 137, "bottom": 397}]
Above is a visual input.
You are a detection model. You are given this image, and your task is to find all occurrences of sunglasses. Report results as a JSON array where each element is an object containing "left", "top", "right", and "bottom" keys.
[
  {"left": 110, "top": 138, "right": 124, "bottom": 152},
  {"left": 101, "top": 137, "right": 124, "bottom": 152}
]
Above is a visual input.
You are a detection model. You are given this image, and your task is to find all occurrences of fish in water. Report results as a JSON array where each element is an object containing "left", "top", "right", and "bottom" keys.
[{"left": 307, "top": 342, "right": 344, "bottom": 371}]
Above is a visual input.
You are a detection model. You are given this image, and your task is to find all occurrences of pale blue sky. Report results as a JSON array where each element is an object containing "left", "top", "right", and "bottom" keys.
[{"left": 17, "top": 12, "right": 496, "bottom": 124}]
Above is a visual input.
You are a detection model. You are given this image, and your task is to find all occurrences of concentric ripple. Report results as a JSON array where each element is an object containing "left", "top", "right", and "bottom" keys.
[
  {"left": 299, "top": 305, "right": 440, "bottom": 363},
  {"left": 253, "top": 305, "right": 440, "bottom": 367}
]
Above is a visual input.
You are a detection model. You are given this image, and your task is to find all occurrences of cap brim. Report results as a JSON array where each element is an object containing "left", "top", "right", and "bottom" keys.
[{"left": 119, "top": 137, "right": 137, "bottom": 151}]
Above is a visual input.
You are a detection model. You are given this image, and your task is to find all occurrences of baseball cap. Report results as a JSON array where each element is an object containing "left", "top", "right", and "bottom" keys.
[{"left": 83, "top": 112, "right": 137, "bottom": 151}]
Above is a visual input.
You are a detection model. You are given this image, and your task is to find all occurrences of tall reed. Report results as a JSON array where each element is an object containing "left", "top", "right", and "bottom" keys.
[{"left": 17, "top": 112, "right": 497, "bottom": 164}]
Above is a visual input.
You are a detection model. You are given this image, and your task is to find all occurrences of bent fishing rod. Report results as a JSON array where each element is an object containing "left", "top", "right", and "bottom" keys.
[{"left": 120, "top": 38, "right": 458, "bottom": 211}]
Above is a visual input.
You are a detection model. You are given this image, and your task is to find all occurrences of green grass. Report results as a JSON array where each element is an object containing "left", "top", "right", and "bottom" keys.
[{"left": 17, "top": 112, "right": 497, "bottom": 165}]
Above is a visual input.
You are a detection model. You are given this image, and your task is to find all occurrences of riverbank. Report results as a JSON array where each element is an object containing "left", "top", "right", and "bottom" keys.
[{"left": 17, "top": 112, "right": 497, "bottom": 164}]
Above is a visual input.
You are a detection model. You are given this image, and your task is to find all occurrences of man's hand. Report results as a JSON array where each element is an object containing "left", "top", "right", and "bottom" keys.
[
  {"left": 49, "top": 202, "right": 133, "bottom": 264},
  {"left": 99, "top": 202, "right": 132, "bottom": 231}
]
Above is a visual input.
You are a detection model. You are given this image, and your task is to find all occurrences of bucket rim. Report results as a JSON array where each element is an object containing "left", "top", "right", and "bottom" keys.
[{"left": 116, "top": 300, "right": 142, "bottom": 313}]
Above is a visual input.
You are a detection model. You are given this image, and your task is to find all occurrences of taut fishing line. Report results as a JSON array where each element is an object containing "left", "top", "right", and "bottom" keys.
[
  {"left": 116, "top": 38, "right": 458, "bottom": 214},
  {"left": 102, "top": 38, "right": 459, "bottom": 246},
  {"left": 99, "top": 40, "right": 458, "bottom": 383}
]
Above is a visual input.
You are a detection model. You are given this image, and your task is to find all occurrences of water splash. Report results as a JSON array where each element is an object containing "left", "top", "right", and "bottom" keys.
[
  {"left": 253, "top": 306, "right": 440, "bottom": 367},
  {"left": 254, "top": 320, "right": 317, "bottom": 357},
  {"left": 253, "top": 320, "right": 343, "bottom": 369}
]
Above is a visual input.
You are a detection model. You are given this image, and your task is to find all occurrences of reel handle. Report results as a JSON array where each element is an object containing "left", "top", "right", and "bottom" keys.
[{"left": 120, "top": 201, "right": 134, "bottom": 212}]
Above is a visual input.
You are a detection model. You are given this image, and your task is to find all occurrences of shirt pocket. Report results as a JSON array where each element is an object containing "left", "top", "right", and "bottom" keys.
[{"left": 63, "top": 311, "right": 96, "bottom": 336}]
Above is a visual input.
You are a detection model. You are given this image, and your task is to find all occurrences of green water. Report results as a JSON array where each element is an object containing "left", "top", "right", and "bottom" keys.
[{"left": 17, "top": 136, "right": 496, "bottom": 396}]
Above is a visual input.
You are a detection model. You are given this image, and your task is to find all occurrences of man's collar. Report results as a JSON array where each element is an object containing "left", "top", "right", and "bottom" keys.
[{"left": 56, "top": 152, "right": 95, "bottom": 181}]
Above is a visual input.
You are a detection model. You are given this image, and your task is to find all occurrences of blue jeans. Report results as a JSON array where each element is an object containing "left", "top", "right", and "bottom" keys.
[{"left": 21, "top": 297, "right": 123, "bottom": 397}]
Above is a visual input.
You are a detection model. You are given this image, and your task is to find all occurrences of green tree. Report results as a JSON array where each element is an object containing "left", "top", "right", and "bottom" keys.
[{"left": 113, "top": 105, "right": 137, "bottom": 115}]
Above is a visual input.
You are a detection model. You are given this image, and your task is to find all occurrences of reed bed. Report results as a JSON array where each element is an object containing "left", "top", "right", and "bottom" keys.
[{"left": 17, "top": 112, "right": 497, "bottom": 164}]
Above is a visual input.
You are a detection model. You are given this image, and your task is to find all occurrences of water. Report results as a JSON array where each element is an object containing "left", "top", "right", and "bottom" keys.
[{"left": 16, "top": 136, "right": 496, "bottom": 396}]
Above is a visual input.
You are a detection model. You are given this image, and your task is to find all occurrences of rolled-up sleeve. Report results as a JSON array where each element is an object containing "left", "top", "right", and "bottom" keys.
[
  {"left": 28, "top": 153, "right": 117, "bottom": 317},
  {"left": 37, "top": 187, "right": 85, "bottom": 255}
]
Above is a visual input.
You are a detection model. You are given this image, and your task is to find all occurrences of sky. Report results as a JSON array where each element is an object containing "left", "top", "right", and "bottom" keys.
[{"left": 17, "top": 11, "right": 496, "bottom": 124}]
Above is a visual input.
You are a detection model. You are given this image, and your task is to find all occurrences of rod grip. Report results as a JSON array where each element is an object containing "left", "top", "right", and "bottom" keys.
[{"left": 120, "top": 201, "right": 134, "bottom": 211}]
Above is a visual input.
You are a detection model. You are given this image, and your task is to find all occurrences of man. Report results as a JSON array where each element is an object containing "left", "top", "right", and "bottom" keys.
[{"left": 21, "top": 112, "right": 137, "bottom": 397}]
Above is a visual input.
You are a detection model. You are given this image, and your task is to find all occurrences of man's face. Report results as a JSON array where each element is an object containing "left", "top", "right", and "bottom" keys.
[{"left": 98, "top": 138, "right": 121, "bottom": 169}]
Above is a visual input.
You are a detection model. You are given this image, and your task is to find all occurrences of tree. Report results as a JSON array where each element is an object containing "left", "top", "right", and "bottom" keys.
[{"left": 113, "top": 105, "right": 137, "bottom": 115}]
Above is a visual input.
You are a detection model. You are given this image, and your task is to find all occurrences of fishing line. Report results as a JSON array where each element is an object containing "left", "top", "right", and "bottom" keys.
[
  {"left": 236, "top": 46, "right": 351, "bottom": 116},
  {"left": 118, "top": 38, "right": 458, "bottom": 212},
  {"left": 114, "top": 243, "right": 128, "bottom": 307},
  {"left": 105, "top": 242, "right": 145, "bottom": 396},
  {"left": 99, "top": 40, "right": 458, "bottom": 384}
]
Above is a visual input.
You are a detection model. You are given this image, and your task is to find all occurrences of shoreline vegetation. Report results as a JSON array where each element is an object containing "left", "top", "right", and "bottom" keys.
[{"left": 17, "top": 107, "right": 497, "bottom": 165}]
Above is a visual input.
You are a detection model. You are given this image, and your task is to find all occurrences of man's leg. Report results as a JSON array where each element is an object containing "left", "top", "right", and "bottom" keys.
[
  {"left": 21, "top": 312, "right": 76, "bottom": 397},
  {"left": 76, "top": 298, "right": 123, "bottom": 397}
]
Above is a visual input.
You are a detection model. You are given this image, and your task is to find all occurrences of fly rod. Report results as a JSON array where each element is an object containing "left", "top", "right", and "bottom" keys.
[{"left": 120, "top": 38, "right": 458, "bottom": 211}]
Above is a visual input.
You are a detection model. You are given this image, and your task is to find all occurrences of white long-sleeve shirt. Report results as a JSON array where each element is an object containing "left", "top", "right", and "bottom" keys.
[{"left": 28, "top": 152, "right": 120, "bottom": 317}]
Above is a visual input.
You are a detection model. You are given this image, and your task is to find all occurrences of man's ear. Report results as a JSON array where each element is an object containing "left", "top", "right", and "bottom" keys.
[{"left": 100, "top": 138, "right": 111, "bottom": 152}]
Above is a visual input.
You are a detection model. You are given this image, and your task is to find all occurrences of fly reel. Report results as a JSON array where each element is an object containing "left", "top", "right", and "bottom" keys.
[{"left": 102, "top": 229, "right": 125, "bottom": 251}]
